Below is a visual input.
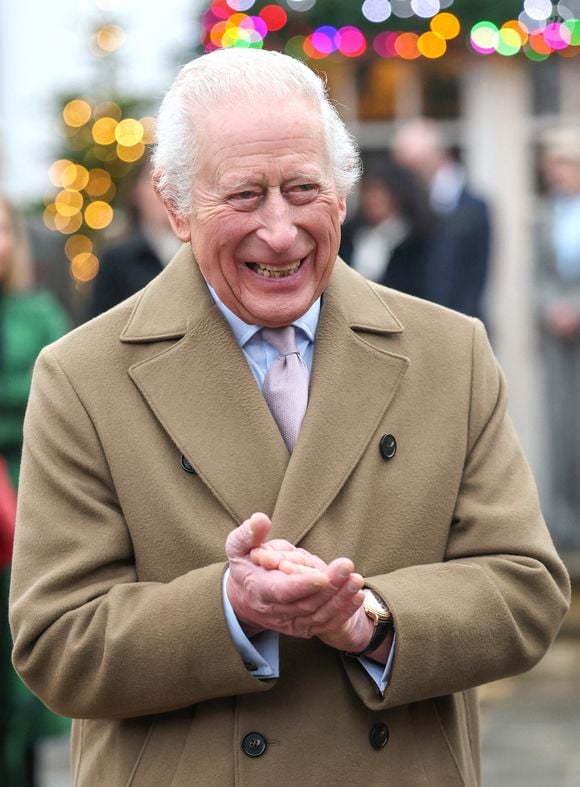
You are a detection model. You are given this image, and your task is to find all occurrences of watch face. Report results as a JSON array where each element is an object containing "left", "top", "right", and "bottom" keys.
[{"left": 364, "top": 590, "right": 391, "bottom": 621}]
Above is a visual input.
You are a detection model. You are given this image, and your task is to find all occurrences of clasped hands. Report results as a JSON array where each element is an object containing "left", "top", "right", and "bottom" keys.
[{"left": 226, "top": 512, "right": 375, "bottom": 655}]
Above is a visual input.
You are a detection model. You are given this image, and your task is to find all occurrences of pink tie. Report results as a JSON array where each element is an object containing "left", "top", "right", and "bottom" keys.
[{"left": 262, "top": 326, "right": 309, "bottom": 453}]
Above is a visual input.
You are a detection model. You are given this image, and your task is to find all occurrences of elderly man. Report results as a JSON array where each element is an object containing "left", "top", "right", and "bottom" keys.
[{"left": 10, "top": 49, "right": 569, "bottom": 786}]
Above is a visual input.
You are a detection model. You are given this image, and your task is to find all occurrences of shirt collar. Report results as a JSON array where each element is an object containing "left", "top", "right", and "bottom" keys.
[{"left": 207, "top": 284, "right": 321, "bottom": 348}]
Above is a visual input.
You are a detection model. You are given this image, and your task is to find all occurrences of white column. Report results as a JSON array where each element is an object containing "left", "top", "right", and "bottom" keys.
[{"left": 461, "top": 58, "right": 540, "bottom": 471}]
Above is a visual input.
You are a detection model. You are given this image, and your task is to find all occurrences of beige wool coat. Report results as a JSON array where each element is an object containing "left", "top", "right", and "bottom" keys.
[{"left": 10, "top": 248, "right": 570, "bottom": 786}]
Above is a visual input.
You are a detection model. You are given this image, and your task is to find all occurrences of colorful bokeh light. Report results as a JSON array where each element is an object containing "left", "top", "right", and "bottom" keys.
[
  {"left": 470, "top": 21, "right": 499, "bottom": 55},
  {"left": 430, "top": 12, "right": 460, "bottom": 40},
  {"left": 411, "top": 0, "right": 441, "bottom": 19},
  {"left": 311, "top": 26, "right": 339, "bottom": 55},
  {"left": 259, "top": 4, "right": 287, "bottom": 31},
  {"left": 394, "top": 31, "right": 421, "bottom": 59},
  {"left": 544, "top": 21, "right": 571, "bottom": 50},
  {"left": 63, "top": 100, "right": 92, "bottom": 128},
  {"left": 70, "top": 253, "right": 100, "bottom": 283},
  {"left": 373, "top": 30, "right": 398, "bottom": 57},
  {"left": 64, "top": 234, "right": 93, "bottom": 262},
  {"left": 226, "top": 0, "right": 255, "bottom": 10},
  {"left": 418, "top": 30, "right": 446, "bottom": 57},
  {"left": 497, "top": 27, "right": 522, "bottom": 56},
  {"left": 362, "top": 0, "right": 392, "bottom": 23},
  {"left": 336, "top": 26, "right": 367, "bottom": 57},
  {"left": 85, "top": 201, "right": 114, "bottom": 230},
  {"left": 564, "top": 18, "right": 580, "bottom": 45}
]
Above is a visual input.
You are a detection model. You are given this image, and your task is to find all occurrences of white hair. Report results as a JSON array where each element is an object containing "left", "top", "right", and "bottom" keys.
[{"left": 153, "top": 48, "right": 361, "bottom": 216}]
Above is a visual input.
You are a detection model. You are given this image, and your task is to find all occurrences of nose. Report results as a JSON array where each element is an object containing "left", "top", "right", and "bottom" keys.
[{"left": 255, "top": 191, "right": 298, "bottom": 253}]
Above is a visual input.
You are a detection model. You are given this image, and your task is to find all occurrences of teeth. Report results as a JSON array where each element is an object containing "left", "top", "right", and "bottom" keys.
[{"left": 249, "top": 260, "right": 302, "bottom": 278}]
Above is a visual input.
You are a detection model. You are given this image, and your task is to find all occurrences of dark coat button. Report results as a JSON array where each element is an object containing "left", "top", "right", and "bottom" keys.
[
  {"left": 379, "top": 434, "right": 397, "bottom": 461},
  {"left": 180, "top": 455, "right": 195, "bottom": 474},
  {"left": 242, "top": 732, "right": 267, "bottom": 757},
  {"left": 369, "top": 722, "right": 389, "bottom": 750}
]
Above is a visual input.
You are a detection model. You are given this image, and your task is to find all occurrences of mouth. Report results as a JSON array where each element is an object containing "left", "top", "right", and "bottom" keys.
[{"left": 245, "top": 258, "right": 305, "bottom": 279}]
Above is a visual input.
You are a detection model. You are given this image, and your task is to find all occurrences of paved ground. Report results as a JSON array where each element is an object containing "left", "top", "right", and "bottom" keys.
[
  {"left": 38, "top": 587, "right": 580, "bottom": 787},
  {"left": 480, "top": 636, "right": 580, "bottom": 785}
]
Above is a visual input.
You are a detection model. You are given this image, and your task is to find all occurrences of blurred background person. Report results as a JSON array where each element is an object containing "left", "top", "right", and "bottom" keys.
[
  {"left": 0, "top": 195, "right": 70, "bottom": 787},
  {"left": 27, "top": 219, "right": 84, "bottom": 327},
  {"left": 89, "top": 161, "right": 180, "bottom": 318},
  {"left": 392, "top": 118, "right": 491, "bottom": 323},
  {"left": 535, "top": 129, "right": 580, "bottom": 554},
  {"left": 339, "top": 154, "right": 432, "bottom": 298}
]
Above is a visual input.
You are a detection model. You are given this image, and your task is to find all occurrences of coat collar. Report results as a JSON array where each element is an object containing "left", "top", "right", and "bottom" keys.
[
  {"left": 125, "top": 246, "right": 409, "bottom": 543},
  {"left": 120, "top": 244, "right": 404, "bottom": 343}
]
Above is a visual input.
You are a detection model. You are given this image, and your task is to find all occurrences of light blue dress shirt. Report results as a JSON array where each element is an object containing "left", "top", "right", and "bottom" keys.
[{"left": 208, "top": 285, "right": 393, "bottom": 694}]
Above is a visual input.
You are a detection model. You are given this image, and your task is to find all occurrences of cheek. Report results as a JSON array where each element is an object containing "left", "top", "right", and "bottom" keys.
[{"left": 310, "top": 203, "right": 343, "bottom": 244}]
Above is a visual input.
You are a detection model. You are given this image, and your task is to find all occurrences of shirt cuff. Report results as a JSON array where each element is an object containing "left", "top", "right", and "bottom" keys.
[
  {"left": 222, "top": 569, "right": 279, "bottom": 679},
  {"left": 357, "top": 632, "right": 396, "bottom": 696}
]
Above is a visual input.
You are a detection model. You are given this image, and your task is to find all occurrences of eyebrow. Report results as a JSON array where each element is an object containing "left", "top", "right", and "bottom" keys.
[{"left": 220, "top": 169, "right": 325, "bottom": 192}]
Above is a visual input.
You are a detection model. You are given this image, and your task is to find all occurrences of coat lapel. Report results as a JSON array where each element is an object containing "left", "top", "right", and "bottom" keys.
[
  {"left": 124, "top": 246, "right": 289, "bottom": 524},
  {"left": 271, "top": 261, "right": 409, "bottom": 545}
]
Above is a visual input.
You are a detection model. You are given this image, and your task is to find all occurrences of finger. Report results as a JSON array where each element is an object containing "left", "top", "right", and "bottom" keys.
[
  {"left": 260, "top": 573, "right": 357, "bottom": 619},
  {"left": 278, "top": 560, "right": 324, "bottom": 575},
  {"left": 250, "top": 546, "right": 327, "bottom": 573},
  {"left": 257, "top": 568, "right": 330, "bottom": 604},
  {"left": 250, "top": 548, "right": 316, "bottom": 572},
  {"left": 249, "top": 548, "right": 283, "bottom": 571},
  {"left": 325, "top": 558, "right": 356, "bottom": 588},
  {"left": 225, "top": 512, "right": 272, "bottom": 559},
  {"left": 307, "top": 577, "right": 365, "bottom": 630}
]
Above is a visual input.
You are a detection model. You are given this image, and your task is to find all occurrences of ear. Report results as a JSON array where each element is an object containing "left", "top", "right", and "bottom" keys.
[
  {"left": 152, "top": 169, "right": 192, "bottom": 242},
  {"left": 338, "top": 194, "right": 347, "bottom": 225},
  {"left": 164, "top": 207, "right": 192, "bottom": 243}
]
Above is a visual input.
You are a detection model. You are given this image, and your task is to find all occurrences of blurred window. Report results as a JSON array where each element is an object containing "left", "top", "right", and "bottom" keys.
[
  {"left": 358, "top": 60, "right": 398, "bottom": 120},
  {"left": 357, "top": 58, "right": 460, "bottom": 121},
  {"left": 421, "top": 57, "right": 461, "bottom": 119},
  {"left": 532, "top": 59, "right": 561, "bottom": 116}
]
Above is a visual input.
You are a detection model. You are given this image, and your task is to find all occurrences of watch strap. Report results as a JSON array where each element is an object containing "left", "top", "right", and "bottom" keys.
[{"left": 345, "top": 618, "right": 392, "bottom": 658}]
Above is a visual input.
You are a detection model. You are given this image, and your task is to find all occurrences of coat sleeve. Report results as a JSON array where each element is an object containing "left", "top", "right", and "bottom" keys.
[
  {"left": 9, "top": 348, "right": 275, "bottom": 720},
  {"left": 341, "top": 319, "right": 570, "bottom": 711}
]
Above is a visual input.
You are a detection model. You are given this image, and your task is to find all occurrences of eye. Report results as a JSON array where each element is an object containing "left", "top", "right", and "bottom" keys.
[
  {"left": 287, "top": 183, "right": 320, "bottom": 203},
  {"left": 228, "top": 190, "right": 262, "bottom": 210}
]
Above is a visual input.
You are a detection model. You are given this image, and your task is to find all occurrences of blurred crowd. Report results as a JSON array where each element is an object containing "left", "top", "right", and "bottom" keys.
[{"left": 1, "top": 117, "right": 580, "bottom": 784}]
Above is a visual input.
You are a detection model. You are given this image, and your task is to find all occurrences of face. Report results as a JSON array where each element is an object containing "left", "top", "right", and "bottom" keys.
[
  {"left": 166, "top": 96, "right": 347, "bottom": 327},
  {"left": 0, "top": 202, "right": 15, "bottom": 282},
  {"left": 360, "top": 179, "right": 396, "bottom": 226},
  {"left": 543, "top": 155, "right": 580, "bottom": 196}
]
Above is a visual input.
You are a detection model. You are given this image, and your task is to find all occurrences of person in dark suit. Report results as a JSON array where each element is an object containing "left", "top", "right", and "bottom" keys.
[
  {"left": 392, "top": 119, "right": 491, "bottom": 322},
  {"left": 339, "top": 155, "right": 432, "bottom": 298},
  {"left": 89, "top": 164, "right": 180, "bottom": 318}
]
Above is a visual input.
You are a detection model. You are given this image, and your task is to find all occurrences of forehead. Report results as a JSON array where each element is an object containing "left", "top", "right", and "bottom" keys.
[{"left": 194, "top": 95, "right": 330, "bottom": 185}]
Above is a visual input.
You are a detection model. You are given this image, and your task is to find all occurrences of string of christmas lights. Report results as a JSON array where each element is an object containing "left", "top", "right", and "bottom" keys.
[{"left": 200, "top": 0, "right": 580, "bottom": 61}]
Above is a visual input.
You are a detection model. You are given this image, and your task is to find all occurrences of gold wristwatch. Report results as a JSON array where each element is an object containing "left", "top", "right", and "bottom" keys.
[{"left": 347, "top": 588, "right": 392, "bottom": 658}]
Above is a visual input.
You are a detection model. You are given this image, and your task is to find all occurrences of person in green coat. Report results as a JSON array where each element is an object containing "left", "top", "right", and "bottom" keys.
[{"left": 0, "top": 195, "right": 70, "bottom": 786}]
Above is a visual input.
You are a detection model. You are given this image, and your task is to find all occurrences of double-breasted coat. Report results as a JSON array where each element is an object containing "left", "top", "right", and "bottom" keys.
[{"left": 9, "top": 247, "right": 570, "bottom": 786}]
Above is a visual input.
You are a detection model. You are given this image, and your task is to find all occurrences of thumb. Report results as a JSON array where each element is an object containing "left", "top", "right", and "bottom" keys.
[{"left": 225, "top": 512, "right": 272, "bottom": 560}]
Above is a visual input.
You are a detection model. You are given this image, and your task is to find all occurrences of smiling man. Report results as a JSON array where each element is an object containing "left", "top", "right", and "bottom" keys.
[{"left": 10, "top": 49, "right": 570, "bottom": 786}]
